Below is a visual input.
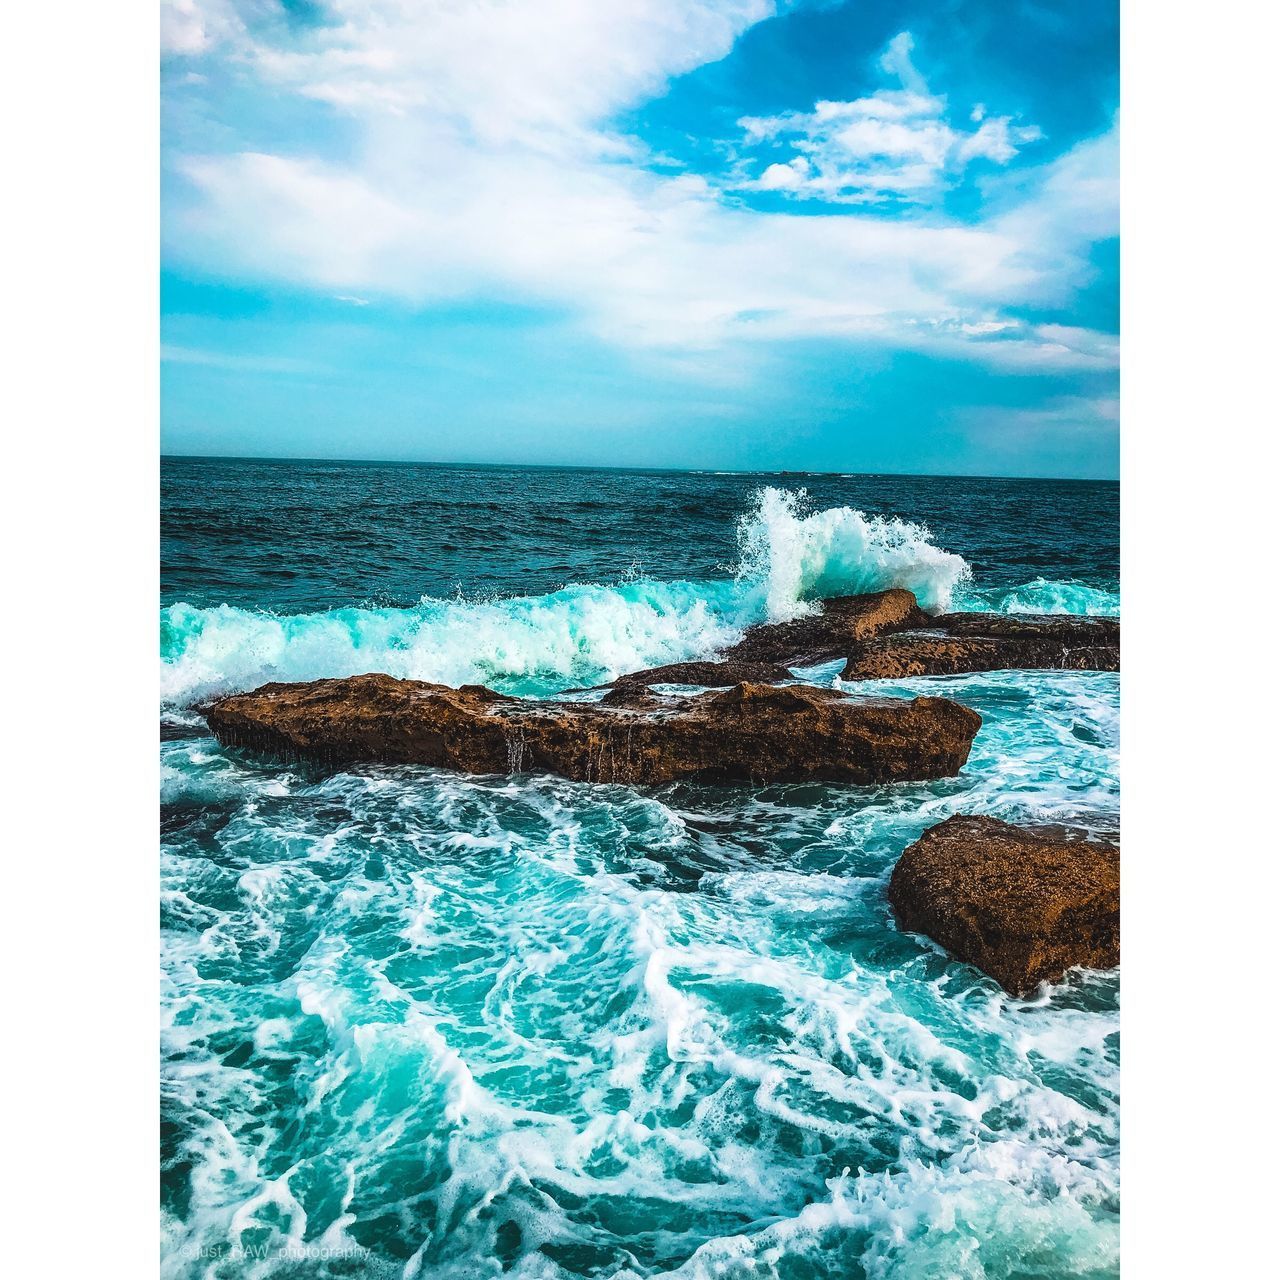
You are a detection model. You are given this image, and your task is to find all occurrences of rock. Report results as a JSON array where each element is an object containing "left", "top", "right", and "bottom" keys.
[
  {"left": 206, "top": 673, "right": 981, "bottom": 786},
  {"left": 933, "top": 613, "right": 1119, "bottom": 643},
  {"left": 722, "top": 589, "right": 930, "bottom": 665},
  {"left": 610, "top": 658, "right": 795, "bottom": 690},
  {"left": 888, "top": 815, "right": 1119, "bottom": 994},
  {"left": 597, "top": 659, "right": 796, "bottom": 707},
  {"left": 841, "top": 613, "right": 1119, "bottom": 680}
]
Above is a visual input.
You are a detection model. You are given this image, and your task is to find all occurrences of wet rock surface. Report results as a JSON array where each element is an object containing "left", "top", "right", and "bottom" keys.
[
  {"left": 604, "top": 659, "right": 795, "bottom": 693},
  {"left": 720, "top": 589, "right": 928, "bottom": 664},
  {"left": 841, "top": 612, "right": 1119, "bottom": 681},
  {"left": 206, "top": 673, "right": 982, "bottom": 786},
  {"left": 888, "top": 814, "right": 1120, "bottom": 995}
]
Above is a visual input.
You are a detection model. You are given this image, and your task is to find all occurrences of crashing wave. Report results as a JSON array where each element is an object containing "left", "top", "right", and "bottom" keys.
[
  {"left": 161, "top": 489, "right": 1114, "bottom": 708},
  {"left": 736, "top": 487, "right": 970, "bottom": 619}
]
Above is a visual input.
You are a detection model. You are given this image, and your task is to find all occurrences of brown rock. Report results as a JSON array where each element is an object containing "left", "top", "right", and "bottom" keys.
[
  {"left": 888, "top": 815, "right": 1119, "bottom": 994},
  {"left": 206, "top": 673, "right": 981, "bottom": 786},
  {"left": 842, "top": 613, "right": 1119, "bottom": 680},
  {"left": 722, "top": 589, "right": 929, "bottom": 664},
  {"left": 933, "top": 613, "right": 1119, "bottom": 643},
  {"left": 607, "top": 659, "right": 795, "bottom": 691}
]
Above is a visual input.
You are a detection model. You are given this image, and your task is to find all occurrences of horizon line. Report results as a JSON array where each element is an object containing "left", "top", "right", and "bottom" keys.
[{"left": 160, "top": 451, "right": 1119, "bottom": 485}]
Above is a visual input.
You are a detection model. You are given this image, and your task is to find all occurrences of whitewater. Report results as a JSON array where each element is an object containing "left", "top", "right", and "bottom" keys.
[
  {"left": 161, "top": 463, "right": 1119, "bottom": 1279},
  {"left": 162, "top": 487, "right": 1116, "bottom": 709}
]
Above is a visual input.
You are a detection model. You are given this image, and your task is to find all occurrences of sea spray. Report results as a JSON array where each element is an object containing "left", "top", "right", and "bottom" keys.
[{"left": 735, "top": 488, "right": 972, "bottom": 619}]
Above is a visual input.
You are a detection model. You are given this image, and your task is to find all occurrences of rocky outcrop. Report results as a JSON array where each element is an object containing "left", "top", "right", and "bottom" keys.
[
  {"left": 596, "top": 660, "right": 793, "bottom": 711},
  {"left": 933, "top": 613, "right": 1119, "bottom": 642},
  {"left": 888, "top": 815, "right": 1119, "bottom": 995},
  {"left": 842, "top": 613, "right": 1119, "bottom": 681},
  {"left": 721, "top": 589, "right": 928, "bottom": 665},
  {"left": 581, "top": 597, "right": 1118, "bottom": 701},
  {"left": 206, "top": 673, "right": 981, "bottom": 786},
  {"left": 713, "top": 593, "right": 1117, "bottom": 679}
]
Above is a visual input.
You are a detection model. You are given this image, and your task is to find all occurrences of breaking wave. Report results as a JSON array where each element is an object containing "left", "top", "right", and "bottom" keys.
[
  {"left": 160, "top": 580, "right": 746, "bottom": 707},
  {"left": 160, "top": 488, "right": 1108, "bottom": 708},
  {"left": 735, "top": 487, "right": 971, "bottom": 619}
]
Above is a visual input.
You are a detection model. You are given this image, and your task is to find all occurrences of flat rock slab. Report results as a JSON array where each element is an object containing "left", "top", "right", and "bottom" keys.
[
  {"left": 933, "top": 613, "right": 1119, "bottom": 642},
  {"left": 888, "top": 814, "right": 1119, "bottom": 995},
  {"left": 596, "top": 660, "right": 788, "bottom": 711},
  {"left": 206, "top": 673, "right": 981, "bottom": 786},
  {"left": 842, "top": 613, "right": 1119, "bottom": 680},
  {"left": 722, "top": 589, "right": 928, "bottom": 665}
]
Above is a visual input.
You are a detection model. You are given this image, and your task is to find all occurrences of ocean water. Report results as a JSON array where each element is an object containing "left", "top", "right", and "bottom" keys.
[{"left": 161, "top": 459, "right": 1120, "bottom": 1279}]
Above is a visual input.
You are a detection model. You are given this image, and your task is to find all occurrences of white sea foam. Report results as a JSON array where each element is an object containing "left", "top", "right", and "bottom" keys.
[
  {"left": 958, "top": 577, "right": 1120, "bottom": 616},
  {"left": 736, "top": 487, "right": 971, "bottom": 619},
  {"left": 162, "top": 667, "right": 1119, "bottom": 1277},
  {"left": 160, "top": 482, "right": 1119, "bottom": 1277},
  {"left": 160, "top": 489, "right": 982, "bottom": 707},
  {"left": 160, "top": 579, "right": 747, "bottom": 707}
]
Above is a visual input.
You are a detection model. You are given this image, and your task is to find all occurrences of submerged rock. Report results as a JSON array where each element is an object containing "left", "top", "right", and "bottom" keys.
[
  {"left": 721, "top": 589, "right": 929, "bottom": 665},
  {"left": 842, "top": 613, "right": 1119, "bottom": 680},
  {"left": 206, "top": 673, "right": 981, "bottom": 786},
  {"left": 888, "top": 814, "right": 1120, "bottom": 995}
]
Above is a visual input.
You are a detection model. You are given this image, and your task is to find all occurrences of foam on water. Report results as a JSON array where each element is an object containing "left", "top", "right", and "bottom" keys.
[
  {"left": 161, "top": 482, "right": 1119, "bottom": 1277},
  {"left": 957, "top": 578, "right": 1120, "bottom": 617},
  {"left": 160, "top": 579, "right": 747, "bottom": 707},
  {"left": 161, "top": 489, "right": 990, "bottom": 708},
  {"left": 161, "top": 670, "right": 1119, "bottom": 1278}
]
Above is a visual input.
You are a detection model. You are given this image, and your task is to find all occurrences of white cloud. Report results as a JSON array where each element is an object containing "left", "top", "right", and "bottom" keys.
[
  {"left": 222, "top": 0, "right": 774, "bottom": 149},
  {"left": 758, "top": 158, "right": 810, "bottom": 190},
  {"left": 161, "top": 0, "right": 242, "bottom": 56},
  {"left": 736, "top": 31, "right": 1042, "bottom": 203},
  {"left": 878, "top": 31, "right": 930, "bottom": 98},
  {"left": 163, "top": 4, "right": 1113, "bottom": 370}
]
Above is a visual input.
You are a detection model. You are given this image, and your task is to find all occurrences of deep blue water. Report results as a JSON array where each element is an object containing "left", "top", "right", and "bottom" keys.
[
  {"left": 162, "top": 457, "right": 1117, "bottom": 612},
  {"left": 161, "top": 458, "right": 1119, "bottom": 1279}
]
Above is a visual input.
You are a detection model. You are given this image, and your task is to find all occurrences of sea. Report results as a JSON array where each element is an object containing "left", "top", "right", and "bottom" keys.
[{"left": 161, "top": 457, "right": 1120, "bottom": 1279}]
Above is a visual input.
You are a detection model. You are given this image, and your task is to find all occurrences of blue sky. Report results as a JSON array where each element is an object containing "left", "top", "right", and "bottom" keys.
[{"left": 161, "top": 0, "right": 1118, "bottom": 478}]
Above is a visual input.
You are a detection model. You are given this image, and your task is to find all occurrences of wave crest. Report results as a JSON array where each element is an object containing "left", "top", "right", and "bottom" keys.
[
  {"left": 160, "top": 490, "right": 1126, "bottom": 709},
  {"left": 737, "top": 488, "right": 971, "bottom": 619},
  {"left": 161, "top": 580, "right": 748, "bottom": 708}
]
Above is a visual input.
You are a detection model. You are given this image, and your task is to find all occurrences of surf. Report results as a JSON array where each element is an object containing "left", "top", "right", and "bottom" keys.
[{"left": 160, "top": 488, "right": 1113, "bottom": 708}]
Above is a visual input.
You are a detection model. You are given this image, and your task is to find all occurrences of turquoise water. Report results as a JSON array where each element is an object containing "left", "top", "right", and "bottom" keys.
[{"left": 161, "top": 463, "right": 1118, "bottom": 1278}]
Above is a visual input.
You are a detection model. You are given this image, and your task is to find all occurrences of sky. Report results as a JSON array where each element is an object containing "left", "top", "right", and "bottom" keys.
[{"left": 161, "top": 0, "right": 1119, "bottom": 478}]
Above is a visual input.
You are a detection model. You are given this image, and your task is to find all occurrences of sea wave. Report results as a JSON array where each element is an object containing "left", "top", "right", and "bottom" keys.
[
  {"left": 735, "top": 487, "right": 971, "bottom": 618},
  {"left": 160, "top": 488, "right": 1112, "bottom": 708},
  {"left": 957, "top": 577, "right": 1120, "bottom": 616},
  {"left": 160, "top": 580, "right": 747, "bottom": 707}
]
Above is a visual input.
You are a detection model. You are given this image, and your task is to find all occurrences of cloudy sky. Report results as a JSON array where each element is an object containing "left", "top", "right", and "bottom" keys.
[{"left": 161, "top": 0, "right": 1118, "bottom": 478}]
